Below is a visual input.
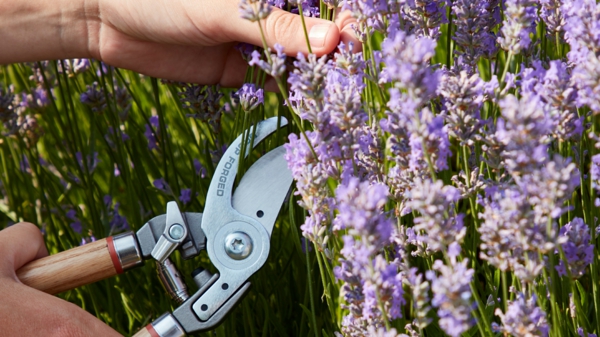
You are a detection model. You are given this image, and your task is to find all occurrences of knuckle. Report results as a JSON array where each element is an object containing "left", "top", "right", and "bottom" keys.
[{"left": 265, "top": 12, "right": 298, "bottom": 45}]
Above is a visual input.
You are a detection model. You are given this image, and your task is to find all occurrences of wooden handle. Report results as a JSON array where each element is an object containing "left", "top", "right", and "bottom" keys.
[
  {"left": 132, "top": 325, "right": 159, "bottom": 337},
  {"left": 16, "top": 237, "right": 123, "bottom": 295}
]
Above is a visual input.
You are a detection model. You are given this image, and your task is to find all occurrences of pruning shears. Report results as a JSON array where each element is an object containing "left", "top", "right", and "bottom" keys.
[{"left": 16, "top": 117, "right": 293, "bottom": 337}]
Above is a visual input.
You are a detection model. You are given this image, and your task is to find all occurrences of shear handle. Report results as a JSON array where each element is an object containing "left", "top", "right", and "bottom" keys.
[{"left": 16, "top": 232, "right": 142, "bottom": 295}]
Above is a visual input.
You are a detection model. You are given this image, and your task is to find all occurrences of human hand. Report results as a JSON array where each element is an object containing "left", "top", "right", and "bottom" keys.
[
  {"left": 0, "top": 0, "right": 358, "bottom": 86},
  {"left": 0, "top": 223, "right": 121, "bottom": 337}
]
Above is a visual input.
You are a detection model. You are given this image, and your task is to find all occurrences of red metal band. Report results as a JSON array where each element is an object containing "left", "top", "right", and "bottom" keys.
[
  {"left": 147, "top": 324, "right": 160, "bottom": 337},
  {"left": 106, "top": 236, "right": 124, "bottom": 274}
]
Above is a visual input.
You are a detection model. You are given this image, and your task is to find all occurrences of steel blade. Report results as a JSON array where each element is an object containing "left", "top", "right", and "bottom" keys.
[
  {"left": 202, "top": 116, "right": 288, "bottom": 229},
  {"left": 231, "top": 146, "right": 293, "bottom": 235}
]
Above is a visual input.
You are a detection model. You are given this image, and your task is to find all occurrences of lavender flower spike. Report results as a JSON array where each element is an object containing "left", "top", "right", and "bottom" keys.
[
  {"left": 497, "top": 0, "right": 537, "bottom": 54},
  {"left": 556, "top": 217, "right": 594, "bottom": 279},
  {"left": 234, "top": 83, "right": 264, "bottom": 112},
  {"left": 405, "top": 178, "right": 465, "bottom": 252},
  {"left": 239, "top": 0, "right": 272, "bottom": 22},
  {"left": 427, "top": 259, "right": 475, "bottom": 337},
  {"left": 494, "top": 293, "right": 549, "bottom": 337},
  {"left": 248, "top": 44, "right": 286, "bottom": 78}
]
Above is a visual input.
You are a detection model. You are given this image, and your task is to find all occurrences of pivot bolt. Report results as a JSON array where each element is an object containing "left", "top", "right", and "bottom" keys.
[
  {"left": 169, "top": 223, "right": 185, "bottom": 240},
  {"left": 224, "top": 232, "right": 253, "bottom": 260}
]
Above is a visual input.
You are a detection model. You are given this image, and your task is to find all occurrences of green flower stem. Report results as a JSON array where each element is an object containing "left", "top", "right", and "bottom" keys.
[
  {"left": 501, "top": 271, "right": 508, "bottom": 313},
  {"left": 255, "top": 19, "right": 320, "bottom": 161},
  {"left": 297, "top": 3, "right": 313, "bottom": 54},
  {"left": 305, "top": 236, "right": 320, "bottom": 337},
  {"left": 315, "top": 249, "right": 338, "bottom": 327}
]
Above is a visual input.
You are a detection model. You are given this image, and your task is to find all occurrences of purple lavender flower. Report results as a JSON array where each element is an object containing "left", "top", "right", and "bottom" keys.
[
  {"left": 80, "top": 236, "right": 97, "bottom": 246},
  {"left": 58, "top": 59, "right": 91, "bottom": 74},
  {"left": 145, "top": 117, "right": 159, "bottom": 150},
  {"left": 497, "top": 0, "right": 538, "bottom": 54},
  {"left": 496, "top": 94, "right": 551, "bottom": 176},
  {"left": 494, "top": 293, "right": 549, "bottom": 337},
  {"left": 405, "top": 178, "right": 465, "bottom": 251},
  {"left": 239, "top": 0, "right": 272, "bottom": 22},
  {"left": 287, "top": 0, "right": 320, "bottom": 17},
  {"left": 67, "top": 209, "right": 83, "bottom": 234},
  {"left": 336, "top": 240, "right": 404, "bottom": 335},
  {"left": 80, "top": 82, "right": 106, "bottom": 112},
  {"left": 19, "top": 155, "right": 30, "bottom": 174},
  {"left": 71, "top": 59, "right": 91, "bottom": 74},
  {"left": 325, "top": 69, "right": 366, "bottom": 132},
  {"left": 341, "top": 0, "right": 396, "bottom": 38},
  {"left": 153, "top": 178, "right": 172, "bottom": 194},
  {"left": 75, "top": 152, "right": 99, "bottom": 173},
  {"left": 572, "top": 54, "right": 600, "bottom": 114},
  {"left": 103, "top": 195, "right": 112, "bottom": 208},
  {"left": 284, "top": 131, "right": 335, "bottom": 245},
  {"left": 452, "top": 0, "right": 498, "bottom": 69},
  {"left": 179, "top": 188, "right": 193, "bottom": 205},
  {"left": 380, "top": 31, "right": 439, "bottom": 102},
  {"left": 20, "top": 87, "right": 50, "bottom": 110},
  {"left": 478, "top": 186, "right": 547, "bottom": 282},
  {"left": 405, "top": 268, "right": 432, "bottom": 329},
  {"left": 518, "top": 155, "right": 580, "bottom": 219},
  {"left": 248, "top": 44, "right": 287, "bottom": 78},
  {"left": 380, "top": 31, "right": 448, "bottom": 173},
  {"left": 114, "top": 85, "right": 132, "bottom": 121},
  {"left": 194, "top": 159, "right": 207, "bottom": 178},
  {"left": 562, "top": 0, "right": 600, "bottom": 112},
  {"left": 540, "top": 0, "right": 566, "bottom": 37},
  {"left": 181, "top": 84, "right": 225, "bottom": 135},
  {"left": 438, "top": 70, "right": 486, "bottom": 145},
  {"left": 267, "top": 0, "right": 285, "bottom": 8},
  {"left": 335, "top": 42, "right": 366, "bottom": 78},
  {"left": 562, "top": 0, "right": 600, "bottom": 63},
  {"left": 578, "top": 328, "right": 598, "bottom": 337},
  {"left": 402, "top": 0, "right": 448, "bottom": 39},
  {"left": 180, "top": 85, "right": 223, "bottom": 121},
  {"left": 592, "top": 154, "right": 600, "bottom": 206},
  {"left": 333, "top": 177, "right": 392, "bottom": 244},
  {"left": 520, "top": 61, "right": 582, "bottom": 141},
  {"left": 427, "top": 259, "right": 474, "bottom": 337},
  {"left": 109, "top": 203, "right": 129, "bottom": 232},
  {"left": 0, "top": 85, "right": 16, "bottom": 126},
  {"left": 233, "top": 84, "right": 264, "bottom": 112},
  {"left": 408, "top": 108, "right": 452, "bottom": 172},
  {"left": 556, "top": 217, "right": 594, "bottom": 278},
  {"left": 235, "top": 43, "right": 256, "bottom": 61},
  {"left": 288, "top": 53, "right": 330, "bottom": 101}
]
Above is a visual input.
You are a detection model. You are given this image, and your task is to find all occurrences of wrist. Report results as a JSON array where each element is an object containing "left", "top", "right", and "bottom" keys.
[{"left": 0, "top": 0, "right": 98, "bottom": 64}]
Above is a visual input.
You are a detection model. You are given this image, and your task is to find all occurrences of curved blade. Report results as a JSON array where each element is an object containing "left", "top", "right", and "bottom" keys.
[
  {"left": 202, "top": 116, "right": 288, "bottom": 233},
  {"left": 231, "top": 146, "right": 292, "bottom": 236}
]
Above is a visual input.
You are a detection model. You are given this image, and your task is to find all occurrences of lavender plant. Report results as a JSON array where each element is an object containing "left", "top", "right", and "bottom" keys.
[{"left": 3, "top": 0, "right": 600, "bottom": 336}]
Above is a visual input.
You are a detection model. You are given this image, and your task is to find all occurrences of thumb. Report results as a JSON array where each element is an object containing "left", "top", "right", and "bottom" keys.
[
  {"left": 0, "top": 222, "right": 48, "bottom": 278},
  {"left": 227, "top": 7, "right": 340, "bottom": 56}
]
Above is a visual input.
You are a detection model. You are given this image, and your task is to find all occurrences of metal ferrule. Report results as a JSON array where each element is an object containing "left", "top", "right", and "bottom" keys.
[
  {"left": 157, "top": 258, "right": 189, "bottom": 304},
  {"left": 112, "top": 232, "right": 143, "bottom": 271},
  {"left": 152, "top": 313, "right": 186, "bottom": 337}
]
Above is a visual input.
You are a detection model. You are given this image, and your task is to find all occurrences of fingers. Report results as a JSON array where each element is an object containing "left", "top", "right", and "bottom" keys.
[
  {"left": 0, "top": 223, "right": 48, "bottom": 278},
  {"left": 1, "top": 276, "right": 122, "bottom": 337},
  {"left": 263, "top": 8, "right": 340, "bottom": 56},
  {"left": 222, "top": 7, "right": 340, "bottom": 57},
  {"left": 333, "top": 9, "right": 362, "bottom": 53}
]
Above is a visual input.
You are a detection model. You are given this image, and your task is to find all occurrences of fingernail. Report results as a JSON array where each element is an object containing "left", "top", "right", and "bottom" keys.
[{"left": 309, "top": 24, "right": 331, "bottom": 48}]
